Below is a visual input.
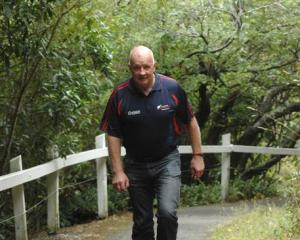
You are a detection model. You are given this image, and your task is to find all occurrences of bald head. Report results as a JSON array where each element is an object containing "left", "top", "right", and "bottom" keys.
[
  {"left": 128, "top": 46, "right": 156, "bottom": 92},
  {"left": 129, "top": 46, "right": 155, "bottom": 66}
]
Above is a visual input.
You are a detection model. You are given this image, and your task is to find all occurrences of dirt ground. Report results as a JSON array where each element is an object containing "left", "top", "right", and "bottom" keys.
[{"left": 32, "top": 212, "right": 132, "bottom": 240}]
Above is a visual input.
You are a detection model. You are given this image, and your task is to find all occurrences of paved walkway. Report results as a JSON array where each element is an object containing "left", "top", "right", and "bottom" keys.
[
  {"left": 33, "top": 198, "right": 284, "bottom": 240},
  {"left": 107, "top": 198, "right": 284, "bottom": 240}
]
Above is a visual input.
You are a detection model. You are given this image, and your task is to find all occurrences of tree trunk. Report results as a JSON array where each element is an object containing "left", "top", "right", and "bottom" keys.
[
  {"left": 241, "top": 126, "right": 300, "bottom": 180},
  {"left": 195, "top": 83, "right": 210, "bottom": 129},
  {"left": 202, "top": 89, "right": 240, "bottom": 180},
  {"left": 0, "top": 3, "right": 73, "bottom": 174},
  {"left": 231, "top": 103, "right": 300, "bottom": 172}
]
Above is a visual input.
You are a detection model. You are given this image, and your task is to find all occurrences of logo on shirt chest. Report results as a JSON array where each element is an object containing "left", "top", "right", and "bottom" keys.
[
  {"left": 157, "top": 104, "right": 170, "bottom": 111},
  {"left": 128, "top": 110, "right": 141, "bottom": 116}
]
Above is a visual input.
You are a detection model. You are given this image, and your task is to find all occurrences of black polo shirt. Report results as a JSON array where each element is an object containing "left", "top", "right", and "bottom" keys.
[{"left": 100, "top": 73, "right": 194, "bottom": 161}]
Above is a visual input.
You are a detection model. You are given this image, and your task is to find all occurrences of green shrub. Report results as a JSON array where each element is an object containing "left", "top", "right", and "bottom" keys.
[
  {"left": 227, "top": 176, "right": 279, "bottom": 202},
  {"left": 0, "top": 191, "right": 14, "bottom": 240},
  {"left": 283, "top": 171, "right": 300, "bottom": 236},
  {"left": 180, "top": 182, "right": 221, "bottom": 207},
  {"left": 107, "top": 184, "right": 130, "bottom": 214},
  {"left": 180, "top": 175, "right": 280, "bottom": 207},
  {"left": 59, "top": 183, "right": 130, "bottom": 227},
  {"left": 211, "top": 207, "right": 294, "bottom": 240},
  {"left": 211, "top": 158, "right": 300, "bottom": 240},
  {"left": 60, "top": 185, "right": 98, "bottom": 227}
]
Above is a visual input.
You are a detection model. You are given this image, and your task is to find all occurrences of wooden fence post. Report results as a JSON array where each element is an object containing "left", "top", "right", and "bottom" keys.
[
  {"left": 221, "top": 134, "right": 231, "bottom": 202},
  {"left": 95, "top": 134, "right": 108, "bottom": 218},
  {"left": 10, "top": 155, "right": 28, "bottom": 240},
  {"left": 295, "top": 140, "right": 300, "bottom": 150},
  {"left": 46, "top": 145, "right": 60, "bottom": 234}
]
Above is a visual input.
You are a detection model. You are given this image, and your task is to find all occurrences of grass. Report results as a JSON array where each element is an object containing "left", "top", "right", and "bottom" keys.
[
  {"left": 211, "top": 156, "right": 300, "bottom": 240},
  {"left": 211, "top": 205, "right": 300, "bottom": 240}
]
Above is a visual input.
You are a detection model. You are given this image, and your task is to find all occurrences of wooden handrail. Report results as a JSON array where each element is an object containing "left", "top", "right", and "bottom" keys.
[{"left": 0, "top": 134, "right": 299, "bottom": 240}]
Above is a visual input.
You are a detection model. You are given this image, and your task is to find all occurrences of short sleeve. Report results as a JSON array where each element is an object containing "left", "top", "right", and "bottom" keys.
[
  {"left": 175, "top": 85, "right": 194, "bottom": 124},
  {"left": 99, "top": 90, "right": 122, "bottom": 138}
]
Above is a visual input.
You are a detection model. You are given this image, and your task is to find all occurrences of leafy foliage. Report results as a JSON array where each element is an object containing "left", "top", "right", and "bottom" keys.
[
  {"left": 279, "top": 159, "right": 300, "bottom": 236},
  {"left": 107, "top": 185, "right": 130, "bottom": 214},
  {"left": 228, "top": 175, "right": 279, "bottom": 201},
  {"left": 0, "top": 0, "right": 299, "bottom": 238},
  {"left": 212, "top": 160, "right": 300, "bottom": 239},
  {"left": 0, "top": 0, "right": 115, "bottom": 172},
  {"left": 211, "top": 206, "right": 300, "bottom": 240},
  {"left": 180, "top": 182, "right": 221, "bottom": 206}
]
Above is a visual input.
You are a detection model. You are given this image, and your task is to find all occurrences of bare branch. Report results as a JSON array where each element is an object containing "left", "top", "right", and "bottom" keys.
[
  {"left": 241, "top": 125, "right": 300, "bottom": 180},
  {"left": 180, "top": 38, "right": 234, "bottom": 65},
  {"left": 243, "top": 1, "right": 286, "bottom": 16},
  {"left": 238, "top": 102, "right": 300, "bottom": 147},
  {"left": 248, "top": 59, "right": 299, "bottom": 73},
  {"left": 258, "top": 83, "right": 298, "bottom": 113}
]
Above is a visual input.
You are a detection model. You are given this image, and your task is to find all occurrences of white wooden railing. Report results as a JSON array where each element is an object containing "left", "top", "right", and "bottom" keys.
[{"left": 0, "top": 133, "right": 299, "bottom": 240}]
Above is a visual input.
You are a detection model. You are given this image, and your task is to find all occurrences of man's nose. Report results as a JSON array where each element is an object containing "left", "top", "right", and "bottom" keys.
[{"left": 139, "top": 67, "right": 146, "bottom": 75}]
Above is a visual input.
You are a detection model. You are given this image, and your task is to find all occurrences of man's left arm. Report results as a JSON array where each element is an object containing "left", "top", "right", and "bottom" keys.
[{"left": 185, "top": 116, "right": 205, "bottom": 179}]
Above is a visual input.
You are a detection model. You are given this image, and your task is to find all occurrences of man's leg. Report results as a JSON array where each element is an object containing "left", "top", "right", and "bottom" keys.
[
  {"left": 155, "top": 151, "right": 181, "bottom": 240},
  {"left": 128, "top": 183, "right": 155, "bottom": 240},
  {"left": 125, "top": 159, "right": 155, "bottom": 240}
]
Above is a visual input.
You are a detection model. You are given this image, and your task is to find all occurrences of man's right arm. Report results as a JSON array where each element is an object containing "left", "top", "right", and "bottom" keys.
[{"left": 108, "top": 135, "right": 129, "bottom": 192}]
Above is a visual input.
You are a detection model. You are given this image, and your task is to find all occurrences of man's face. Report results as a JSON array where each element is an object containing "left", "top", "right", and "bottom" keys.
[{"left": 129, "top": 53, "right": 155, "bottom": 89}]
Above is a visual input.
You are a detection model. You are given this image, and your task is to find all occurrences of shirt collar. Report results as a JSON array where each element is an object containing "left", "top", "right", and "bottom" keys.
[
  {"left": 129, "top": 73, "right": 161, "bottom": 95},
  {"left": 152, "top": 73, "right": 161, "bottom": 91}
]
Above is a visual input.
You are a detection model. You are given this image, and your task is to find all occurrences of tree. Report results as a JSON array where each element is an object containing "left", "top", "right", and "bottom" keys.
[
  {"left": 0, "top": 0, "right": 115, "bottom": 174},
  {"left": 0, "top": 0, "right": 299, "bottom": 237},
  {"left": 0, "top": 0, "right": 117, "bottom": 237},
  {"left": 102, "top": 0, "right": 300, "bottom": 179}
]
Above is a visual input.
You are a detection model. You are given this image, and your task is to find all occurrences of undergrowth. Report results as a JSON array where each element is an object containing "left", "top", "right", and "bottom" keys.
[{"left": 211, "top": 159, "right": 300, "bottom": 240}]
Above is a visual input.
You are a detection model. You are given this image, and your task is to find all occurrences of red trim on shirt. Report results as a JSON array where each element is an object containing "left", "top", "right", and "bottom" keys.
[
  {"left": 117, "top": 81, "right": 129, "bottom": 91},
  {"left": 172, "top": 115, "right": 181, "bottom": 135},
  {"left": 100, "top": 81, "right": 129, "bottom": 131},
  {"left": 117, "top": 99, "right": 123, "bottom": 116},
  {"left": 171, "top": 94, "right": 180, "bottom": 106}
]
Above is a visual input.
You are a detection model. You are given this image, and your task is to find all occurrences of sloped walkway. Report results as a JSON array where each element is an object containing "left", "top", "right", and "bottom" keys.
[{"left": 33, "top": 198, "right": 284, "bottom": 240}]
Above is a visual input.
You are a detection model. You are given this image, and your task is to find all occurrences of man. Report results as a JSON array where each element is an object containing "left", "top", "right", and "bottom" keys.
[{"left": 100, "top": 46, "right": 204, "bottom": 240}]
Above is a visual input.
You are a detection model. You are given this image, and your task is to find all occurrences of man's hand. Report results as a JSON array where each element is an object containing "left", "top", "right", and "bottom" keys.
[
  {"left": 112, "top": 171, "right": 130, "bottom": 192},
  {"left": 190, "top": 156, "right": 205, "bottom": 180}
]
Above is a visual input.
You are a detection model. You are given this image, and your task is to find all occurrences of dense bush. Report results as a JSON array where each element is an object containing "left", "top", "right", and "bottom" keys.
[
  {"left": 227, "top": 175, "right": 280, "bottom": 202},
  {"left": 180, "top": 181, "right": 221, "bottom": 206},
  {"left": 180, "top": 175, "right": 281, "bottom": 207},
  {"left": 211, "top": 161, "right": 300, "bottom": 240},
  {"left": 280, "top": 160, "right": 300, "bottom": 237},
  {"left": 107, "top": 185, "right": 130, "bottom": 214},
  {"left": 285, "top": 177, "right": 300, "bottom": 237},
  {"left": 1, "top": 0, "right": 299, "bottom": 238},
  {"left": 60, "top": 184, "right": 129, "bottom": 226}
]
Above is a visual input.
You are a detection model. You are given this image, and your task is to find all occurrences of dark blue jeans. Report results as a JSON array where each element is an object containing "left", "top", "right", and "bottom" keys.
[{"left": 124, "top": 149, "right": 181, "bottom": 240}]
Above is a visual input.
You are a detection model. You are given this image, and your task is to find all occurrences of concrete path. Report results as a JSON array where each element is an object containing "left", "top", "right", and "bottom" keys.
[
  {"left": 33, "top": 198, "right": 284, "bottom": 240},
  {"left": 107, "top": 198, "right": 284, "bottom": 240}
]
